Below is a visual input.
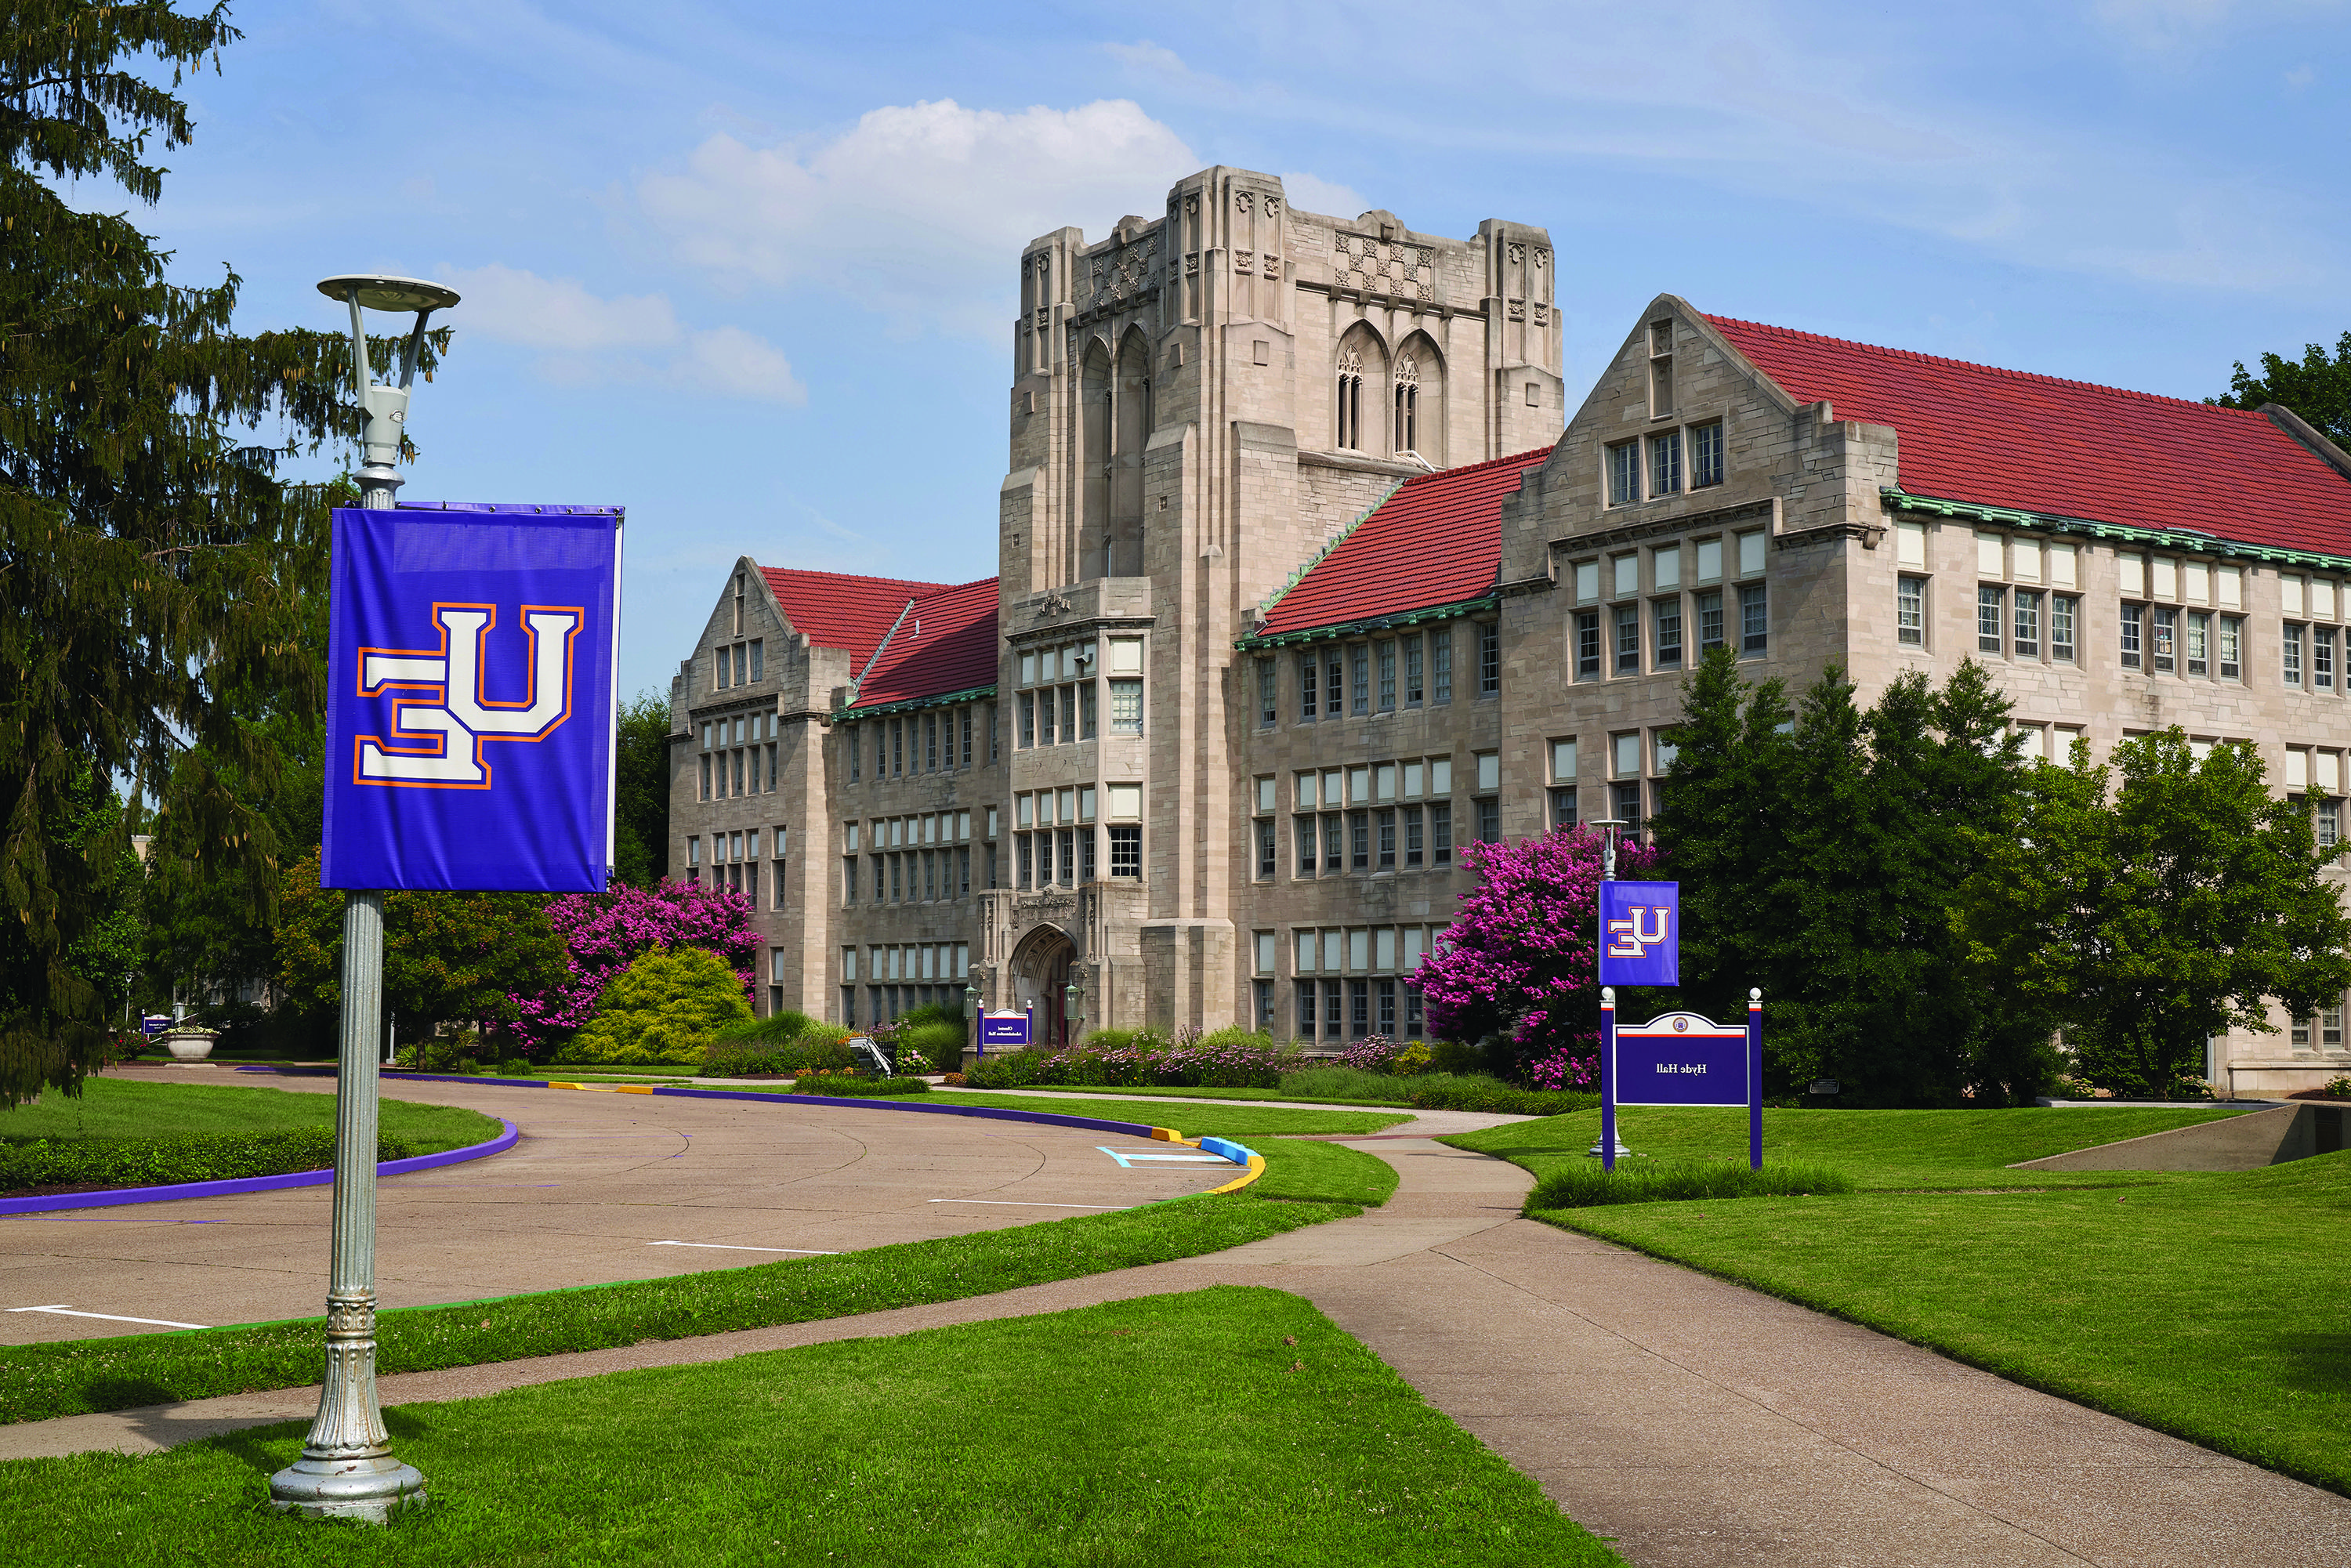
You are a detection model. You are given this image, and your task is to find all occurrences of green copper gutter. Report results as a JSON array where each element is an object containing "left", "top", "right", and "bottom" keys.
[
  {"left": 832, "top": 683, "right": 997, "bottom": 724},
  {"left": 1233, "top": 592, "right": 1501, "bottom": 651},
  {"left": 1882, "top": 489, "right": 2351, "bottom": 574}
]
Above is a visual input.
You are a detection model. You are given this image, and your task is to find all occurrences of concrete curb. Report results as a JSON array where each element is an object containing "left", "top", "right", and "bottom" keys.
[{"left": 0, "top": 1119, "right": 522, "bottom": 1218}]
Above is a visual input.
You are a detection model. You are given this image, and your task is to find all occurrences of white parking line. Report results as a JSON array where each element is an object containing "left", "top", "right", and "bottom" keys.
[
  {"left": 647, "top": 1240, "right": 839, "bottom": 1255},
  {"left": 929, "top": 1198, "right": 1132, "bottom": 1210},
  {"left": 7, "top": 1304, "right": 210, "bottom": 1329},
  {"left": 1096, "top": 1146, "right": 1227, "bottom": 1168}
]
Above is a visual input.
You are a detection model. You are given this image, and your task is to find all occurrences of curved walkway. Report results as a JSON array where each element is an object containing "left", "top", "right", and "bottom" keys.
[
  {"left": 0, "top": 1066, "right": 1232, "bottom": 1343},
  {"left": 7, "top": 1087, "right": 2349, "bottom": 1565}
]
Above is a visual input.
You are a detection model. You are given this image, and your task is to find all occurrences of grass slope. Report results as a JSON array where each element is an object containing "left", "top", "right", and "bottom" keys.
[
  {"left": 1540, "top": 1153, "right": 2351, "bottom": 1494},
  {"left": 5, "top": 1288, "right": 1621, "bottom": 1567},
  {"left": 1446, "top": 1105, "right": 2249, "bottom": 1191},
  {"left": 0, "top": 1141, "right": 1392, "bottom": 1425},
  {"left": 0, "top": 1077, "right": 499, "bottom": 1156}
]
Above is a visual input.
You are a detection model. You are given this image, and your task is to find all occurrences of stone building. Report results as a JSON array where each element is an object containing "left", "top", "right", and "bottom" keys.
[{"left": 668, "top": 165, "right": 2351, "bottom": 1095}]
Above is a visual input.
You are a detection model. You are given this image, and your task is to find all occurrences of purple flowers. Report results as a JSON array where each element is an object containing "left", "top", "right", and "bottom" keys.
[
  {"left": 1418, "top": 827, "right": 1665, "bottom": 1082},
  {"left": 502, "top": 879, "right": 761, "bottom": 1053}
]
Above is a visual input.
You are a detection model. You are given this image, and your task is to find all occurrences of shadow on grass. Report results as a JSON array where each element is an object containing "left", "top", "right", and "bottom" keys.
[{"left": 2279, "top": 1332, "right": 2351, "bottom": 1396}]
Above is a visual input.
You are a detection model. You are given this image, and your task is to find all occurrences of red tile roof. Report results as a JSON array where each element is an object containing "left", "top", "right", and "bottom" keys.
[
  {"left": 759, "top": 567, "right": 954, "bottom": 669},
  {"left": 848, "top": 576, "right": 1001, "bottom": 709},
  {"left": 1706, "top": 316, "right": 2351, "bottom": 555},
  {"left": 1259, "top": 447, "right": 1551, "bottom": 638}
]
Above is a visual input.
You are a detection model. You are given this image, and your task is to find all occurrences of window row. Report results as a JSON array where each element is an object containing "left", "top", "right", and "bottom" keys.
[
  {"left": 1017, "top": 783, "right": 1144, "bottom": 828},
  {"left": 683, "top": 825, "right": 786, "bottom": 909},
  {"left": 698, "top": 712, "right": 780, "bottom": 801},
  {"left": 1293, "top": 978, "right": 1424, "bottom": 1041},
  {"left": 1281, "top": 754, "right": 1465, "bottom": 813},
  {"left": 1572, "top": 530, "right": 1766, "bottom": 607},
  {"left": 842, "top": 982, "right": 962, "bottom": 1030},
  {"left": 1019, "top": 679, "right": 1142, "bottom": 746},
  {"left": 1604, "top": 420, "right": 1725, "bottom": 507},
  {"left": 1017, "top": 636, "right": 1143, "bottom": 688},
  {"left": 844, "top": 704, "right": 993, "bottom": 784},
  {"left": 1275, "top": 924, "right": 1443, "bottom": 977},
  {"left": 844, "top": 846, "right": 983, "bottom": 904},
  {"left": 712, "top": 637, "right": 763, "bottom": 692},
  {"left": 1576, "top": 584, "right": 1766, "bottom": 677},
  {"left": 842, "top": 942, "right": 971, "bottom": 984},
  {"left": 1262, "top": 621, "right": 1498, "bottom": 728},
  {"left": 1277, "top": 804, "right": 1466, "bottom": 878},
  {"left": 1013, "top": 824, "right": 1143, "bottom": 887},
  {"left": 846, "top": 811, "right": 982, "bottom": 852}
]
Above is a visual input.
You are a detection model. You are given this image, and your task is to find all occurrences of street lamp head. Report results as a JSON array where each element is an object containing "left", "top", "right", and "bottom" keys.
[
  {"left": 317, "top": 274, "right": 462, "bottom": 313},
  {"left": 319, "top": 273, "right": 460, "bottom": 507}
]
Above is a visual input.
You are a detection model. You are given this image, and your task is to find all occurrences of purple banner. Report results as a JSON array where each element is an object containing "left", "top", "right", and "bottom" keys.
[
  {"left": 1599, "top": 879, "right": 1679, "bottom": 987},
  {"left": 322, "top": 503, "right": 622, "bottom": 892}
]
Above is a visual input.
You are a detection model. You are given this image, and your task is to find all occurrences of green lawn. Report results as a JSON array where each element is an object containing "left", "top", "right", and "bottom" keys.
[
  {"left": 1444, "top": 1104, "right": 2250, "bottom": 1191},
  {"left": 5, "top": 1287, "right": 1620, "bottom": 1567},
  {"left": 2, "top": 1077, "right": 501, "bottom": 1155},
  {"left": 0, "top": 1136, "right": 1388, "bottom": 1425},
  {"left": 1541, "top": 1153, "right": 2351, "bottom": 1494}
]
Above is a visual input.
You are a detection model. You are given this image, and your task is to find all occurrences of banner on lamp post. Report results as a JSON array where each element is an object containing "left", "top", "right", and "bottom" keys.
[
  {"left": 321, "top": 503, "right": 624, "bottom": 893},
  {"left": 1598, "top": 879, "right": 1679, "bottom": 987}
]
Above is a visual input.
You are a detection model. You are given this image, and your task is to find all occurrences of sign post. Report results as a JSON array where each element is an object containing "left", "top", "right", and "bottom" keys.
[{"left": 1603, "top": 990, "right": 1766, "bottom": 1172}]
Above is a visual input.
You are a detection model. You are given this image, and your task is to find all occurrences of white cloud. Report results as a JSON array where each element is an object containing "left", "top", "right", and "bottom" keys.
[
  {"left": 1277, "top": 171, "right": 1368, "bottom": 220},
  {"left": 636, "top": 98, "right": 1201, "bottom": 338},
  {"left": 1102, "top": 40, "right": 1193, "bottom": 78},
  {"left": 436, "top": 263, "right": 804, "bottom": 404}
]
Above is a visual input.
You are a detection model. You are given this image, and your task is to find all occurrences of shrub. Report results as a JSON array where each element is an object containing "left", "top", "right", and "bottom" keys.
[
  {"left": 1389, "top": 1043, "right": 1433, "bottom": 1077},
  {"left": 0, "top": 1130, "right": 414, "bottom": 1194},
  {"left": 962, "top": 1048, "right": 1046, "bottom": 1089},
  {"left": 1334, "top": 1036, "right": 1404, "bottom": 1074},
  {"left": 567, "top": 946, "right": 752, "bottom": 1065},
  {"left": 1527, "top": 1159, "right": 1853, "bottom": 1209},
  {"left": 788, "top": 1073, "right": 931, "bottom": 1097},
  {"left": 2323, "top": 1076, "right": 2351, "bottom": 1100},
  {"left": 1402, "top": 1073, "right": 1599, "bottom": 1116},
  {"left": 699, "top": 1034, "right": 855, "bottom": 1078},
  {"left": 1275, "top": 1066, "right": 1417, "bottom": 1103},
  {"left": 1429, "top": 1038, "right": 1486, "bottom": 1076},
  {"left": 892, "top": 1021, "right": 965, "bottom": 1074},
  {"left": 897, "top": 1001, "right": 965, "bottom": 1030}
]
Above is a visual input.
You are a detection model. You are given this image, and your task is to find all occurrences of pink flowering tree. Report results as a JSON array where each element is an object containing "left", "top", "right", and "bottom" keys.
[
  {"left": 504, "top": 880, "right": 761, "bottom": 1056},
  {"left": 1417, "top": 827, "right": 1667, "bottom": 1087}
]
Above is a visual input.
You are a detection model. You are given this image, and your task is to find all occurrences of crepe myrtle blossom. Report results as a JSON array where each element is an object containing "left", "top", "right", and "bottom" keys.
[
  {"left": 505, "top": 879, "right": 760, "bottom": 1052},
  {"left": 1418, "top": 827, "right": 1665, "bottom": 1083}
]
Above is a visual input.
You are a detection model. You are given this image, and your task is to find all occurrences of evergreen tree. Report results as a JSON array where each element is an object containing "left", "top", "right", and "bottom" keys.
[
  {"left": 0, "top": 3, "right": 444, "bottom": 1104},
  {"left": 1959, "top": 730, "right": 2351, "bottom": 1098}
]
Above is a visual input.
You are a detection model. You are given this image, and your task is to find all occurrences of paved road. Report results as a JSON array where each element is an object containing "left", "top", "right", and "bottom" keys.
[
  {"left": 0, "top": 1066, "right": 1233, "bottom": 1342},
  {"left": 9, "top": 1077, "right": 2349, "bottom": 1566}
]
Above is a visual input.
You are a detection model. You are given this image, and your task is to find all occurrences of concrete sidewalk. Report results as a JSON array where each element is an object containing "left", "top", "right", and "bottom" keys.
[{"left": 7, "top": 1136, "right": 2346, "bottom": 1566}]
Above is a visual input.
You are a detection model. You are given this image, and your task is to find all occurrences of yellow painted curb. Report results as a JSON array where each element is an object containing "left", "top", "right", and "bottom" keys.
[
  {"left": 1150, "top": 1126, "right": 1184, "bottom": 1142},
  {"left": 1205, "top": 1154, "right": 1266, "bottom": 1195}
]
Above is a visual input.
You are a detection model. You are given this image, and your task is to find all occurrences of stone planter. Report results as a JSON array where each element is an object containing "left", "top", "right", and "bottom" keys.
[{"left": 161, "top": 1027, "right": 219, "bottom": 1063}]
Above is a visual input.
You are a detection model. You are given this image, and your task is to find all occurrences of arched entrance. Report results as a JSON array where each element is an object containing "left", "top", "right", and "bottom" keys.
[{"left": 1008, "top": 925, "right": 1078, "bottom": 1051}]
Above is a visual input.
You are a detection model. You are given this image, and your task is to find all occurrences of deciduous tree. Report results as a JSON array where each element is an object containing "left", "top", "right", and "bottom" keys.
[
  {"left": 2212, "top": 331, "right": 2351, "bottom": 451},
  {"left": 1958, "top": 730, "right": 2351, "bottom": 1098}
]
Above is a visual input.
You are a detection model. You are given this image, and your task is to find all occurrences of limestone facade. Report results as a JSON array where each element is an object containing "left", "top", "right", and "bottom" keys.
[{"left": 668, "top": 167, "right": 2351, "bottom": 1096}]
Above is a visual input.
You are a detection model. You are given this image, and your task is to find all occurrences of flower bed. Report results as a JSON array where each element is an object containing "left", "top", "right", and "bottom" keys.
[{"left": 965, "top": 1029, "right": 1289, "bottom": 1091}]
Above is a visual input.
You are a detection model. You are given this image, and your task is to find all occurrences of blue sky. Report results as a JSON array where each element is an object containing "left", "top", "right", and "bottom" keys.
[{"left": 108, "top": 0, "right": 2351, "bottom": 701}]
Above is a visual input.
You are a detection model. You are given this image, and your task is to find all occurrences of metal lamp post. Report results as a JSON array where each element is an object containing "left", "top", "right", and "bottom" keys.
[
  {"left": 268, "top": 274, "right": 459, "bottom": 1524},
  {"left": 963, "top": 982, "right": 980, "bottom": 1071},
  {"left": 1588, "top": 818, "right": 1631, "bottom": 1160},
  {"left": 1064, "top": 978, "right": 1084, "bottom": 1041}
]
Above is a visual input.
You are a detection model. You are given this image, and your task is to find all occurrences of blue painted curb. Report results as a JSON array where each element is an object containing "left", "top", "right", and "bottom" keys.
[
  {"left": 1197, "top": 1135, "right": 1261, "bottom": 1166},
  {"left": 0, "top": 1119, "right": 522, "bottom": 1218}
]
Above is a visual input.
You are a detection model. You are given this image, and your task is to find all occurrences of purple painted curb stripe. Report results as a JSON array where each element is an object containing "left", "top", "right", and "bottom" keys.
[{"left": 0, "top": 1120, "right": 522, "bottom": 1218}]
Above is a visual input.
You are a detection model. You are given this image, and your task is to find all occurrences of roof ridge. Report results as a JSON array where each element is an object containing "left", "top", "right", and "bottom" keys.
[
  {"left": 761, "top": 565, "right": 959, "bottom": 595},
  {"left": 1701, "top": 315, "right": 2255, "bottom": 418}
]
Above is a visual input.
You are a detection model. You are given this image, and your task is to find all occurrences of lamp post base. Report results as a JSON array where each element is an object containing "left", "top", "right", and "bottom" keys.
[
  {"left": 1588, "top": 1139, "right": 1632, "bottom": 1157},
  {"left": 268, "top": 1453, "right": 427, "bottom": 1523}
]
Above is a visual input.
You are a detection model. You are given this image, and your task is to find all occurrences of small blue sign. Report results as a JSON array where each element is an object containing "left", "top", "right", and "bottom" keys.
[
  {"left": 979, "top": 1012, "right": 1031, "bottom": 1049},
  {"left": 1598, "top": 880, "right": 1679, "bottom": 987},
  {"left": 139, "top": 1015, "right": 169, "bottom": 1037}
]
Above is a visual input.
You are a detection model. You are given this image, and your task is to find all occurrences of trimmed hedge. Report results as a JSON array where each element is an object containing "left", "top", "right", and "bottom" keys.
[
  {"left": 1528, "top": 1159, "right": 1853, "bottom": 1208},
  {"left": 788, "top": 1074, "right": 931, "bottom": 1097},
  {"left": 0, "top": 1129, "right": 415, "bottom": 1195}
]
